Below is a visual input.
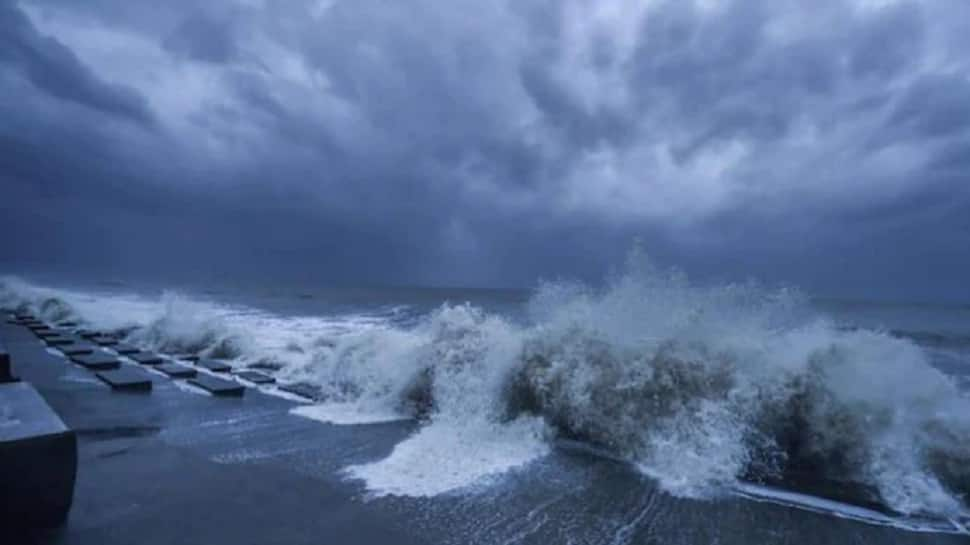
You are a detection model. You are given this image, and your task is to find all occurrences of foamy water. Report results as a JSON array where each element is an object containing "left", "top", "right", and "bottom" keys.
[
  {"left": 291, "top": 403, "right": 409, "bottom": 425},
  {"left": 346, "top": 417, "right": 550, "bottom": 497},
  {"left": 3, "top": 260, "right": 970, "bottom": 519}
]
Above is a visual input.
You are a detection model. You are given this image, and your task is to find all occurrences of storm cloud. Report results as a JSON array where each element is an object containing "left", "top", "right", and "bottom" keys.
[{"left": 1, "top": 0, "right": 969, "bottom": 300}]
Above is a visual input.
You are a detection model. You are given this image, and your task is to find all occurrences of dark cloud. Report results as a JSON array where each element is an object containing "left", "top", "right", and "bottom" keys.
[
  {"left": 1, "top": 0, "right": 969, "bottom": 301},
  {"left": 162, "top": 12, "right": 238, "bottom": 64},
  {"left": 891, "top": 74, "right": 970, "bottom": 138},
  {"left": 0, "top": 3, "right": 154, "bottom": 127}
]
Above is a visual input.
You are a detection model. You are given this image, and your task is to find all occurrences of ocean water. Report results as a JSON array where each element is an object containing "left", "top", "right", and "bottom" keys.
[{"left": 3, "top": 258, "right": 970, "bottom": 539}]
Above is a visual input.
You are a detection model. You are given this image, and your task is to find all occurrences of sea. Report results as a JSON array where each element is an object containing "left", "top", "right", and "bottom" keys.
[{"left": 2, "top": 259, "right": 970, "bottom": 543}]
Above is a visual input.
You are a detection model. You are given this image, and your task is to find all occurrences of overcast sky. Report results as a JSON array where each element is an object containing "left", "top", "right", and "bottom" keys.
[{"left": 1, "top": 0, "right": 969, "bottom": 300}]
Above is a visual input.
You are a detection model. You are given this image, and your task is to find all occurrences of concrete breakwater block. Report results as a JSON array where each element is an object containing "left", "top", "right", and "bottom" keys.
[
  {"left": 129, "top": 352, "right": 164, "bottom": 365},
  {"left": 247, "top": 361, "right": 284, "bottom": 372},
  {"left": 90, "top": 336, "right": 119, "bottom": 346},
  {"left": 173, "top": 354, "right": 200, "bottom": 362},
  {"left": 112, "top": 344, "right": 140, "bottom": 355},
  {"left": 7, "top": 318, "right": 32, "bottom": 325},
  {"left": 278, "top": 382, "right": 322, "bottom": 400},
  {"left": 234, "top": 370, "right": 275, "bottom": 384},
  {"left": 156, "top": 363, "right": 197, "bottom": 379},
  {"left": 55, "top": 321, "right": 79, "bottom": 328},
  {"left": 45, "top": 336, "right": 78, "bottom": 347},
  {"left": 197, "top": 359, "right": 232, "bottom": 373},
  {"left": 60, "top": 344, "right": 96, "bottom": 356},
  {"left": 0, "top": 342, "right": 14, "bottom": 383},
  {"left": 35, "top": 329, "right": 62, "bottom": 339},
  {"left": 96, "top": 368, "right": 153, "bottom": 391},
  {"left": 188, "top": 375, "right": 244, "bottom": 397},
  {"left": 0, "top": 382, "right": 77, "bottom": 528},
  {"left": 70, "top": 352, "right": 120, "bottom": 371}
]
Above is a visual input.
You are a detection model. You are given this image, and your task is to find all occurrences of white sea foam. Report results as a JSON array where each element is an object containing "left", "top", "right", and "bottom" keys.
[
  {"left": 291, "top": 402, "right": 409, "bottom": 425},
  {"left": 342, "top": 303, "right": 552, "bottom": 496},
  {"left": 0, "top": 276, "right": 160, "bottom": 329},
  {"left": 733, "top": 482, "right": 969, "bottom": 535},
  {"left": 345, "top": 417, "right": 550, "bottom": 497}
]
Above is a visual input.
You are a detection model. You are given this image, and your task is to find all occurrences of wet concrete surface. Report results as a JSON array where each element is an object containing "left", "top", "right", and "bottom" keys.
[{"left": 0, "top": 322, "right": 424, "bottom": 545}]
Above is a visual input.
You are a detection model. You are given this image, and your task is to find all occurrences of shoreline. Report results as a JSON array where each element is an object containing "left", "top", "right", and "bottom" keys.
[{"left": 1, "top": 318, "right": 966, "bottom": 544}]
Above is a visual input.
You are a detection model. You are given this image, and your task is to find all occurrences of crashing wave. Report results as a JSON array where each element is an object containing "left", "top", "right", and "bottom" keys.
[{"left": 3, "top": 259, "right": 969, "bottom": 517}]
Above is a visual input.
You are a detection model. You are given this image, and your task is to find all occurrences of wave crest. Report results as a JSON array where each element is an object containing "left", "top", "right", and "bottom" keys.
[
  {"left": 509, "top": 265, "right": 969, "bottom": 515},
  {"left": 126, "top": 293, "right": 247, "bottom": 358}
]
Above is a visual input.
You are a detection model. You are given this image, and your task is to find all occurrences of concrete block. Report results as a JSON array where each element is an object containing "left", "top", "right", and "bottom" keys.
[
  {"left": 233, "top": 371, "right": 275, "bottom": 384},
  {"left": 0, "top": 343, "right": 14, "bottom": 383},
  {"left": 197, "top": 359, "right": 232, "bottom": 373},
  {"left": 96, "top": 368, "right": 153, "bottom": 391},
  {"left": 188, "top": 375, "right": 245, "bottom": 397},
  {"left": 90, "top": 336, "right": 119, "bottom": 346},
  {"left": 278, "top": 382, "right": 322, "bottom": 400},
  {"left": 174, "top": 354, "right": 200, "bottom": 362},
  {"left": 112, "top": 344, "right": 140, "bottom": 355},
  {"left": 128, "top": 352, "right": 164, "bottom": 365},
  {"left": 247, "top": 361, "right": 284, "bottom": 372},
  {"left": 28, "top": 323, "right": 52, "bottom": 332},
  {"left": 45, "top": 336, "right": 78, "bottom": 347},
  {"left": 70, "top": 353, "right": 120, "bottom": 371},
  {"left": 35, "top": 329, "right": 62, "bottom": 339},
  {"left": 156, "top": 363, "right": 197, "bottom": 379},
  {"left": 60, "top": 344, "right": 97, "bottom": 356},
  {"left": 0, "top": 382, "right": 77, "bottom": 528}
]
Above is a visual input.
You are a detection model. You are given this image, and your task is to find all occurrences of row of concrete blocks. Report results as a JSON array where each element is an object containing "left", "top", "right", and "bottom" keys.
[
  {"left": 15, "top": 317, "right": 251, "bottom": 397},
  {"left": 2, "top": 311, "right": 327, "bottom": 535},
  {"left": 9, "top": 313, "right": 322, "bottom": 400},
  {"left": 0, "top": 309, "right": 300, "bottom": 533},
  {"left": 1, "top": 312, "right": 76, "bottom": 530}
]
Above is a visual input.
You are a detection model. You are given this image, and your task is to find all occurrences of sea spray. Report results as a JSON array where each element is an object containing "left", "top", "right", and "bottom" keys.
[
  {"left": 511, "top": 265, "right": 970, "bottom": 516},
  {"left": 125, "top": 293, "right": 248, "bottom": 358}
]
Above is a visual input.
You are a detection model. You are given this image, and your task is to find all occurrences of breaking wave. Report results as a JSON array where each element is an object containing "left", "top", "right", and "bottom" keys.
[{"left": 3, "top": 255, "right": 970, "bottom": 517}]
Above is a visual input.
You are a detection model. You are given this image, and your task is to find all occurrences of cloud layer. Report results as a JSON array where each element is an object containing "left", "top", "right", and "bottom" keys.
[{"left": 2, "top": 0, "right": 969, "bottom": 299}]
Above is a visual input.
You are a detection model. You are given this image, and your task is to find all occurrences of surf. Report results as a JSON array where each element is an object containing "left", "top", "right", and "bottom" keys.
[{"left": 3, "top": 254, "right": 970, "bottom": 523}]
